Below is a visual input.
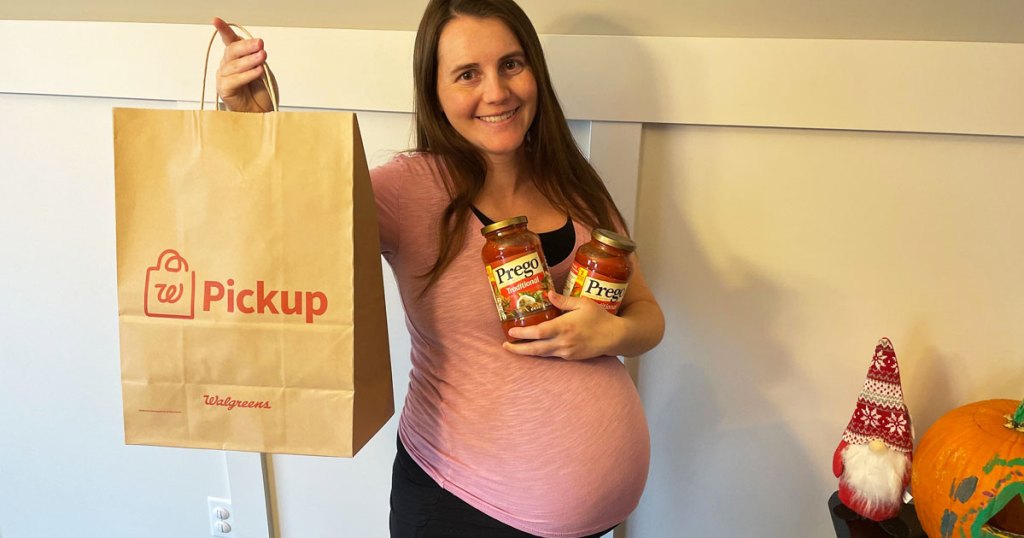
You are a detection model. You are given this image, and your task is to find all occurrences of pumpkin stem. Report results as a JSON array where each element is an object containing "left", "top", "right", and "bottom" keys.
[{"left": 1012, "top": 397, "right": 1024, "bottom": 430}]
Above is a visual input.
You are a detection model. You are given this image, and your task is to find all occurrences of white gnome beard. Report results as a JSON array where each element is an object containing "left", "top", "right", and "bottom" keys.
[{"left": 841, "top": 443, "right": 909, "bottom": 513}]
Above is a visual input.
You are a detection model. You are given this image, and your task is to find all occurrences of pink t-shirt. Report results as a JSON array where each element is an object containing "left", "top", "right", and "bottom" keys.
[{"left": 371, "top": 154, "right": 650, "bottom": 538}]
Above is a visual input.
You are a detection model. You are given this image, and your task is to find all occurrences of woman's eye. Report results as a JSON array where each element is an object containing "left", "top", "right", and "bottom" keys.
[
  {"left": 503, "top": 59, "right": 523, "bottom": 72},
  {"left": 458, "top": 71, "right": 475, "bottom": 81}
]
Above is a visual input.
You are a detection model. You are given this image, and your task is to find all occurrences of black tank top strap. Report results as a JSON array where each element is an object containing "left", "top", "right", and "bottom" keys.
[{"left": 471, "top": 206, "right": 575, "bottom": 265}]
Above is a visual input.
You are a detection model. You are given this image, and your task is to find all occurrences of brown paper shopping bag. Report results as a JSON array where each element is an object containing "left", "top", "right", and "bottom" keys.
[{"left": 113, "top": 34, "right": 393, "bottom": 456}]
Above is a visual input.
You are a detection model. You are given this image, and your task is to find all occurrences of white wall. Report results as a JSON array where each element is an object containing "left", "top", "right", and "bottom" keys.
[
  {"left": 0, "top": 94, "right": 232, "bottom": 537},
  {"left": 631, "top": 125, "right": 1024, "bottom": 535},
  {"left": 2, "top": 19, "right": 1024, "bottom": 538}
]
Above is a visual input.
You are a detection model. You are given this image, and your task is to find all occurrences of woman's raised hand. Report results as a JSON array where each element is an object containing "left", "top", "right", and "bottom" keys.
[{"left": 212, "top": 17, "right": 275, "bottom": 112}]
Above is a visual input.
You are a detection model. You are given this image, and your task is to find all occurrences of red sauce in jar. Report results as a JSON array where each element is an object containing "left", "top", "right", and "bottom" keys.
[
  {"left": 481, "top": 216, "right": 561, "bottom": 342},
  {"left": 562, "top": 228, "right": 636, "bottom": 314}
]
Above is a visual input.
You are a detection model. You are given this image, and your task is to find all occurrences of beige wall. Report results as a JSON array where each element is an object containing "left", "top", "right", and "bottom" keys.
[
  {"left": 2, "top": 0, "right": 1024, "bottom": 42},
  {"left": 3, "top": 16, "right": 1023, "bottom": 537},
  {"left": 632, "top": 124, "right": 1024, "bottom": 533}
]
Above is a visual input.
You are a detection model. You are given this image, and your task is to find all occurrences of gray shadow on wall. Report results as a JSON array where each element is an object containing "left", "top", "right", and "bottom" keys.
[
  {"left": 630, "top": 164, "right": 821, "bottom": 535},
  {"left": 543, "top": 13, "right": 822, "bottom": 536},
  {"left": 900, "top": 324, "right": 957, "bottom": 444}
]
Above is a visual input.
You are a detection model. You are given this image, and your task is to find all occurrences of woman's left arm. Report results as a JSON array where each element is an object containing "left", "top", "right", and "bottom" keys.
[{"left": 503, "top": 255, "right": 665, "bottom": 360}]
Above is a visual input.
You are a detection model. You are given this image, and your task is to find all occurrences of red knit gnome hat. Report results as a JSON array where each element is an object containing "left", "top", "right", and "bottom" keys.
[{"left": 838, "top": 338, "right": 914, "bottom": 455}]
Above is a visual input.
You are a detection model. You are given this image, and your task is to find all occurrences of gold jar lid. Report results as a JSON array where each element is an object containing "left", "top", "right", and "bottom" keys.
[
  {"left": 481, "top": 215, "right": 528, "bottom": 236},
  {"left": 592, "top": 228, "right": 636, "bottom": 252}
]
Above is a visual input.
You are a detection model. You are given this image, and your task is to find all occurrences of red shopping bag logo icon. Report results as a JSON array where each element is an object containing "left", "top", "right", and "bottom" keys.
[{"left": 144, "top": 249, "right": 196, "bottom": 319}]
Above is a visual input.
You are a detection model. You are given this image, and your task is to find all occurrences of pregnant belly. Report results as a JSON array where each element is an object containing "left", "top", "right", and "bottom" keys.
[{"left": 406, "top": 356, "right": 651, "bottom": 535}]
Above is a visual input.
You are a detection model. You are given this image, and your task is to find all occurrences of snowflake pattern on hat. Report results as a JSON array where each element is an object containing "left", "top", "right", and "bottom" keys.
[{"left": 841, "top": 338, "right": 913, "bottom": 453}]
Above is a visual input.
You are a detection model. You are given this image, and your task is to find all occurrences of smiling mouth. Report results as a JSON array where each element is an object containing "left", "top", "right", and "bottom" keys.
[{"left": 478, "top": 107, "right": 519, "bottom": 123}]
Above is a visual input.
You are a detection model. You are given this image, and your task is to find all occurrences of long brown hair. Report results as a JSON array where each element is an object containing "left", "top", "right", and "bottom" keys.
[{"left": 413, "top": 0, "right": 627, "bottom": 288}]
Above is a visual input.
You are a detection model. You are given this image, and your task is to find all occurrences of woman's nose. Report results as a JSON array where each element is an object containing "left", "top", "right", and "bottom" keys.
[{"left": 482, "top": 74, "right": 510, "bottom": 103}]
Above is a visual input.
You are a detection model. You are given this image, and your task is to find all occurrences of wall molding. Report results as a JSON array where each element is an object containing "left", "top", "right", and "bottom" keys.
[
  {"left": 224, "top": 452, "right": 274, "bottom": 538},
  {"left": 2, "top": 20, "right": 1023, "bottom": 137}
]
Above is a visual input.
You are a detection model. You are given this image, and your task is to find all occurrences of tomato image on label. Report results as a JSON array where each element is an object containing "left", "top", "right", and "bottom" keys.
[{"left": 487, "top": 252, "right": 556, "bottom": 320}]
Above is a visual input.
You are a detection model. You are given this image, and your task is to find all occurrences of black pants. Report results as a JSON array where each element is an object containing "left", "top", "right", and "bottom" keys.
[{"left": 389, "top": 437, "right": 617, "bottom": 538}]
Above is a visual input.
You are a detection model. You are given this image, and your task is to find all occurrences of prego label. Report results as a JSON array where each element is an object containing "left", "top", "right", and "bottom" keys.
[
  {"left": 486, "top": 252, "right": 556, "bottom": 321},
  {"left": 563, "top": 263, "right": 629, "bottom": 314}
]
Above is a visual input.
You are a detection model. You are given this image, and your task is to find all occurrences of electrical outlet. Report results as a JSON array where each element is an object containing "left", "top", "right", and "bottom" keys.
[{"left": 207, "top": 497, "right": 234, "bottom": 537}]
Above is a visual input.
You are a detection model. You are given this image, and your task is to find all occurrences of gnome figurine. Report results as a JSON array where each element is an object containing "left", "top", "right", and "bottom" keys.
[{"left": 833, "top": 337, "right": 914, "bottom": 522}]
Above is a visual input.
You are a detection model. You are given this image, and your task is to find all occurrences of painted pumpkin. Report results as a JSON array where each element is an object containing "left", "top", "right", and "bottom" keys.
[{"left": 911, "top": 397, "right": 1024, "bottom": 537}]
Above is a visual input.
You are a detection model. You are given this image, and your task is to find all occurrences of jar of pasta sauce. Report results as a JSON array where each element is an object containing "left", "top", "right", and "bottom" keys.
[
  {"left": 563, "top": 228, "right": 636, "bottom": 314},
  {"left": 481, "top": 216, "right": 561, "bottom": 342}
]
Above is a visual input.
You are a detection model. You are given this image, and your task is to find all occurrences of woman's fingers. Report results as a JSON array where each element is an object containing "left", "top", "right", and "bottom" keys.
[
  {"left": 504, "top": 319, "right": 566, "bottom": 358},
  {"left": 220, "top": 39, "right": 264, "bottom": 67},
  {"left": 503, "top": 339, "right": 560, "bottom": 358},
  {"left": 217, "top": 51, "right": 267, "bottom": 93},
  {"left": 217, "top": 65, "right": 264, "bottom": 96},
  {"left": 213, "top": 17, "right": 240, "bottom": 46},
  {"left": 506, "top": 321, "right": 555, "bottom": 341},
  {"left": 218, "top": 48, "right": 266, "bottom": 78}
]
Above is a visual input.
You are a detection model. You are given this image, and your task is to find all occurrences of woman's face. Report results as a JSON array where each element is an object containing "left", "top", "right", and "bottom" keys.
[{"left": 435, "top": 15, "right": 537, "bottom": 164}]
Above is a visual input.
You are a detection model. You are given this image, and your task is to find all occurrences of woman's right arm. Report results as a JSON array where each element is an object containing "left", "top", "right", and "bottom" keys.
[{"left": 213, "top": 17, "right": 277, "bottom": 112}]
